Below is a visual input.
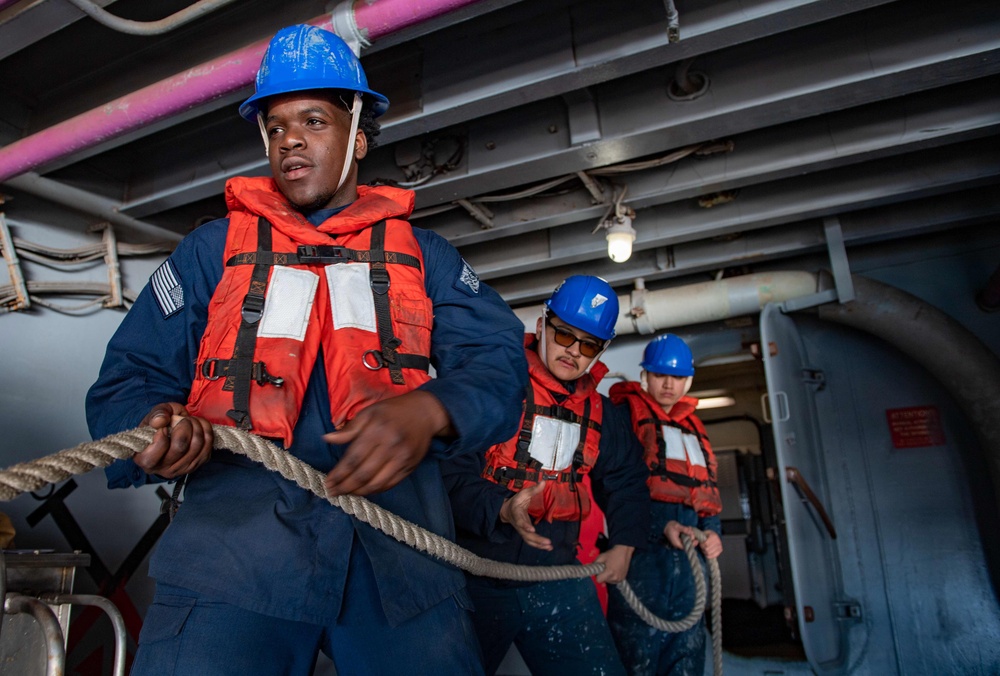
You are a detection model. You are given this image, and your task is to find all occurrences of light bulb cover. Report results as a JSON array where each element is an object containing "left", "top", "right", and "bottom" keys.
[{"left": 605, "top": 216, "right": 636, "bottom": 263}]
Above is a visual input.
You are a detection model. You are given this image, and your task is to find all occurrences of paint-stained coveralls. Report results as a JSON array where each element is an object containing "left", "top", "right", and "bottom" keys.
[
  {"left": 444, "top": 338, "right": 649, "bottom": 676},
  {"left": 86, "top": 181, "right": 527, "bottom": 675},
  {"left": 607, "top": 382, "right": 723, "bottom": 676}
]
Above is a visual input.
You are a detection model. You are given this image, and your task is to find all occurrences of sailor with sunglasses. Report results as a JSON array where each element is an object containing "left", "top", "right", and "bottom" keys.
[{"left": 444, "top": 275, "right": 649, "bottom": 675}]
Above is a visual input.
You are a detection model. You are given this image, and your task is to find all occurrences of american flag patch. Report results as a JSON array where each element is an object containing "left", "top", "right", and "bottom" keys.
[{"left": 150, "top": 259, "right": 184, "bottom": 318}]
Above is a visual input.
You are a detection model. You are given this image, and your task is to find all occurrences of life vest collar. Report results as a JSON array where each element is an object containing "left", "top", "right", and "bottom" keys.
[
  {"left": 225, "top": 178, "right": 415, "bottom": 242},
  {"left": 611, "top": 380, "right": 698, "bottom": 420}
]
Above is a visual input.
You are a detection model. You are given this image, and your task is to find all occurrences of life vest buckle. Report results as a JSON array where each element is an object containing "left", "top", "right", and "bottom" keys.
[
  {"left": 550, "top": 407, "right": 577, "bottom": 423},
  {"left": 362, "top": 349, "right": 387, "bottom": 370},
  {"left": 250, "top": 361, "right": 284, "bottom": 388},
  {"left": 241, "top": 293, "right": 265, "bottom": 324},
  {"left": 201, "top": 358, "right": 224, "bottom": 381},
  {"left": 370, "top": 265, "right": 390, "bottom": 295},
  {"left": 297, "top": 245, "right": 350, "bottom": 264}
]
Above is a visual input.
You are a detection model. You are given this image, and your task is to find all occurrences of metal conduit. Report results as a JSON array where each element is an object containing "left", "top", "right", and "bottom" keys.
[
  {"left": 3, "top": 595, "right": 66, "bottom": 676},
  {"left": 0, "top": 0, "right": 486, "bottom": 183},
  {"left": 818, "top": 274, "right": 1000, "bottom": 539},
  {"left": 65, "top": 0, "right": 241, "bottom": 36}
]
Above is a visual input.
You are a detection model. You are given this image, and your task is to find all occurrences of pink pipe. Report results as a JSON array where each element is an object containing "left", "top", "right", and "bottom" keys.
[
  {"left": 355, "top": 0, "right": 484, "bottom": 39},
  {"left": 0, "top": 0, "right": 482, "bottom": 183}
]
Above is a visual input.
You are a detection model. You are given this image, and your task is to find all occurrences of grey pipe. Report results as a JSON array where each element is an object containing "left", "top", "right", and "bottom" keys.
[
  {"left": 818, "top": 274, "right": 1000, "bottom": 533},
  {"left": 4, "top": 172, "right": 181, "bottom": 243},
  {"left": 64, "top": 0, "right": 240, "bottom": 36}
]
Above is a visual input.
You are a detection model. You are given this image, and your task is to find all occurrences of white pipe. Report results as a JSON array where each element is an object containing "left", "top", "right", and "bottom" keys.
[{"left": 513, "top": 271, "right": 821, "bottom": 334}]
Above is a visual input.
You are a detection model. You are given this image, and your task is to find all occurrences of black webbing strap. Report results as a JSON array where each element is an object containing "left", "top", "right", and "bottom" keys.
[
  {"left": 201, "top": 357, "right": 284, "bottom": 387},
  {"left": 510, "top": 384, "right": 537, "bottom": 490},
  {"left": 368, "top": 221, "right": 406, "bottom": 385},
  {"left": 568, "top": 398, "right": 592, "bottom": 493},
  {"left": 487, "top": 464, "right": 585, "bottom": 485},
  {"left": 651, "top": 468, "right": 717, "bottom": 488},
  {"left": 221, "top": 217, "right": 277, "bottom": 430},
  {"left": 525, "top": 404, "right": 602, "bottom": 432},
  {"left": 226, "top": 247, "right": 422, "bottom": 270}
]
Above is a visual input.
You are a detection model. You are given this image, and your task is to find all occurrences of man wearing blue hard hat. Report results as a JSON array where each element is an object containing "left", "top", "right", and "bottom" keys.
[
  {"left": 608, "top": 334, "right": 723, "bottom": 675},
  {"left": 444, "top": 275, "right": 649, "bottom": 675},
  {"left": 87, "top": 24, "right": 527, "bottom": 674}
]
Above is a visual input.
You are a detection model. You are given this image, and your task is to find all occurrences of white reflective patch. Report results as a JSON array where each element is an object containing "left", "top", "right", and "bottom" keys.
[
  {"left": 528, "top": 416, "right": 581, "bottom": 471},
  {"left": 327, "top": 263, "right": 376, "bottom": 332},
  {"left": 662, "top": 425, "right": 706, "bottom": 467},
  {"left": 662, "top": 426, "right": 689, "bottom": 462},
  {"left": 258, "top": 267, "right": 319, "bottom": 341},
  {"left": 683, "top": 433, "right": 707, "bottom": 467}
]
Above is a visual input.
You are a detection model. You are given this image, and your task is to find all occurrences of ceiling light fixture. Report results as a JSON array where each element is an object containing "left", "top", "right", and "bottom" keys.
[
  {"left": 605, "top": 215, "right": 636, "bottom": 263},
  {"left": 594, "top": 184, "right": 637, "bottom": 263}
]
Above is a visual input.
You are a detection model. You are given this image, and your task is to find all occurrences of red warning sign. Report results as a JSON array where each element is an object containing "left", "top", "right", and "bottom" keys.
[{"left": 886, "top": 406, "right": 945, "bottom": 448}]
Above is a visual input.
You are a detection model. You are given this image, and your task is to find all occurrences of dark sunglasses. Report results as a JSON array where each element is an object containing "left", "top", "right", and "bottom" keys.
[{"left": 546, "top": 319, "right": 605, "bottom": 358}]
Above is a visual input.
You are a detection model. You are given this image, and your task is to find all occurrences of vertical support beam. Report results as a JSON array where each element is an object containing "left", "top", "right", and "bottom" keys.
[
  {"left": 0, "top": 212, "right": 30, "bottom": 311},
  {"left": 823, "top": 216, "right": 854, "bottom": 303}
]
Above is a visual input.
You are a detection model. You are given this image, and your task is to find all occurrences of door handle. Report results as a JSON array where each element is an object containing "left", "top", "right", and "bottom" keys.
[{"left": 786, "top": 466, "right": 837, "bottom": 539}]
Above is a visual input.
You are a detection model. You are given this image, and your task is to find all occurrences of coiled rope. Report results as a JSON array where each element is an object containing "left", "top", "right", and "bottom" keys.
[{"left": 0, "top": 425, "right": 723, "bottom": 673}]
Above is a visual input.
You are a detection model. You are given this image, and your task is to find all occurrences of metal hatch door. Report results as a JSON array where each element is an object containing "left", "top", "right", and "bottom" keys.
[{"left": 759, "top": 303, "right": 850, "bottom": 674}]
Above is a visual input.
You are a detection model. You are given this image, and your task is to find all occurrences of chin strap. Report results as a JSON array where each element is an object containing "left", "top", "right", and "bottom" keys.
[
  {"left": 256, "top": 92, "right": 363, "bottom": 188},
  {"left": 257, "top": 112, "right": 269, "bottom": 155},
  {"left": 335, "top": 92, "right": 363, "bottom": 193}
]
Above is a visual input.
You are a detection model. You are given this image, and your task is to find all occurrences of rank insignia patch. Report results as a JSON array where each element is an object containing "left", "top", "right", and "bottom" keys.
[{"left": 456, "top": 259, "right": 481, "bottom": 295}]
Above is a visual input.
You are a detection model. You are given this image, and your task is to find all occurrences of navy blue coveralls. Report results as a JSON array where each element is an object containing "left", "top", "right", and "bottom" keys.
[
  {"left": 87, "top": 207, "right": 528, "bottom": 675},
  {"left": 443, "top": 357, "right": 650, "bottom": 676}
]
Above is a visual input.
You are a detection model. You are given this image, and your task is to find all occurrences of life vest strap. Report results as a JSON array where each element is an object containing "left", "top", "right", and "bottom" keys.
[
  {"left": 368, "top": 221, "right": 405, "bottom": 385},
  {"left": 526, "top": 404, "right": 602, "bottom": 432},
  {"left": 227, "top": 217, "right": 274, "bottom": 430},
  {"left": 360, "top": 350, "right": 430, "bottom": 373},
  {"left": 201, "top": 357, "right": 285, "bottom": 387},
  {"left": 650, "top": 465, "right": 718, "bottom": 489},
  {"left": 486, "top": 464, "right": 584, "bottom": 486},
  {"left": 226, "top": 247, "right": 422, "bottom": 270}
]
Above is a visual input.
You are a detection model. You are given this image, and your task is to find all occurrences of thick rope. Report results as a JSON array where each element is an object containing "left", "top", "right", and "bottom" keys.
[{"left": 0, "top": 425, "right": 723, "bottom": 672}]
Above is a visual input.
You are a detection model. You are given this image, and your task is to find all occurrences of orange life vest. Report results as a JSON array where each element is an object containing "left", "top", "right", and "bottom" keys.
[
  {"left": 609, "top": 381, "right": 722, "bottom": 517},
  {"left": 482, "top": 338, "right": 606, "bottom": 522},
  {"left": 186, "top": 177, "right": 432, "bottom": 447}
]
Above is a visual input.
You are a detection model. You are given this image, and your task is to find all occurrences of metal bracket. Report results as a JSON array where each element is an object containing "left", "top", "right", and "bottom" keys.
[
  {"left": 628, "top": 281, "right": 657, "bottom": 334},
  {"left": 781, "top": 216, "right": 855, "bottom": 313},
  {"left": 824, "top": 216, "right": 855, "bottom": 303},
  {"left": 562, "top": 89, "right": 602, "bottom": 146},
  {"left": 801, "top": 368, "right": 825, "bottom": 391},
  {"left": 331, "top": 1, "right": 371, "bottom": 56},
  {"left": 835, "top": 601, "right": 863, "bottom": 622}
]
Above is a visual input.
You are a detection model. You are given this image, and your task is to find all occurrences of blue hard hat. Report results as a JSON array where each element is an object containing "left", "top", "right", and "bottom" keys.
[
  {"left": 240, "top": 24, "right": 389, "bottom": 122},
  {"left": 545, "top": 275, "right": 619, "bottom": 341},
  {"left": 641, "top": 334, "right": 695, "bottom": 376}
]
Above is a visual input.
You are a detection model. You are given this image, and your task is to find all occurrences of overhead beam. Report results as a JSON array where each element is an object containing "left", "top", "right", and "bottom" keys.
[
  {"left": 422, "top": 79, "right": 1000, "bottom": 248},
  {"left": 490, "top": 186, "right": 1000, "bottom": 303},
  {"left": 116, "top": 0, "right": 901, "bottom": 218},
  {"left": 461, "top": 138, "right": 1000, "bottom": 280}
]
